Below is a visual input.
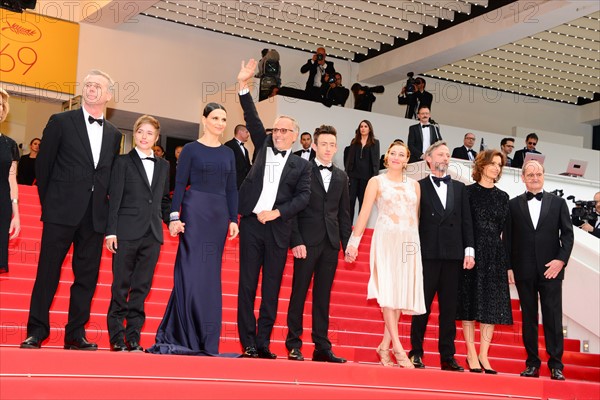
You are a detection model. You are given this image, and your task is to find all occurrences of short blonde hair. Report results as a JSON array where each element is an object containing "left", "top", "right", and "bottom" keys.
[
  {"left": 0, "top": 88, "right": 9, "bottom": 122},
  {"left": 383, "top": 140, "right": 410, "bottom": 169},
  {"left": 84, "top": 69, "right": 115, "bottom": 93},
  {"left": 134, "top": 115, "right": 160, "bottom": 134}
]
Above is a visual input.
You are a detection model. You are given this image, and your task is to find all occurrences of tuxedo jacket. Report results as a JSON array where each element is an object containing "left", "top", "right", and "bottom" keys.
[
  {"left": 106, "top": 150, "right": 171, "bottom": 243},
  {"left": 451, "top": 146, "right": 477, "bottom": 161},
  {"left": 511, "top": 148, "right": 541, "bottom": 169},
  {"left": 293, "top": 148, "right": 316, "bottom": 161},
  {"left": 224, "top": 138, "right": 252, "bottom": 189},
  {"left": 300, "top": 59, "right": 336, "bottom": 90},
  {"left": 507, "top": 192, "right": 574, "bottom": 281},
  {"left": 418, "top": 177, "right": 474, "bottom": 261},
  {"left": 290, "top": 161, "right": 351, "bottom": 252},
  {"left": 407, "top": 123, "right": 442, "bottom": 164},
  {"left": 36, "top": 108, "right": 122, "bottom": 232},
  {"left": 238, "top": 92, "right": 312, "bottom": 248}
]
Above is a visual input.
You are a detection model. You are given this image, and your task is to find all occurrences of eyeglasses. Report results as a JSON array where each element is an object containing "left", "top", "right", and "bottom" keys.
[
  {"left": 272, "top": 128, "right": 294, "bottom": 134},
  {"left": 466, "top": 137, "right": 476, "bottom": 140},
  {"left": 527, "top": 142, "right": 537, "bottom": 145}
]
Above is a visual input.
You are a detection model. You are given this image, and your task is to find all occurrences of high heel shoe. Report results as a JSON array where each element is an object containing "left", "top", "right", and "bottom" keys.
[
  {"left": 478, "top": 356, "right": 497, "bottom": 374},
  {"left": 393, "top": 350, "right": 415, "bottom": 369},
  {"left": 466, "top": 356, "right": 483, "bottom": 373},
  {"left": 376, "top": 345, "right": 394, "bottom": 367}
]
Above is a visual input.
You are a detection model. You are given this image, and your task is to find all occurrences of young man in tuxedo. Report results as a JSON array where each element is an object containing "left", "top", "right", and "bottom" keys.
[
  {"left": 508, "top": 160, "right": 574, "bottom": 380},
  {"left": 500, "top": 138, "right": 515, "bottom": 167},
  {"left": 105, "top": 115, "right": 171, "bottom": 352},
  {"left": 511, "top": 133, "right": 541, "bottom": 169},
  {"left": 409, "top": 141, "right": 475, "bottom": 371},
  {"left": 286, "top": 125, "right": 351, "bottom": 363},
  {"left": 293, "top": 132, "right": 316, "bottom": 161},
  {"left": 451, "top": 133, "right": 477, "bottom": 161},
  {"left": 224, "top": 124, "right": 252, "bottom": 189},
  {"left": 236, "top": 59, "right": 312, "bottom": 359},
  {"left": 21, "top": 70, "right": 122, "bottom": 350},
  {"left": 407, "top": 106, "right": 442, "bottom": 164}
]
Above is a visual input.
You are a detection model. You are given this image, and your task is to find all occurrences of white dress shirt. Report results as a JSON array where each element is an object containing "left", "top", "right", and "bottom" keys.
[
  {"left": 236, "top": 139, "right": 247, "bottom": 158},
  {"left": 315, "top": 159, "right": 332, "bottom": 192},
  {"left": 253, "top": 147, "right": 291, "bottom": 214},
  {"left": 81, "top": 106, "right": 103, "bottom": 168},
  {"left": 527, "top": 193, "right": 543, "bottom": 229},
  {"left": 300, "top": 149, "right": 311, "bottom": 161},
  {"left": 135, "top": 147, "right": 155, "bottom": 184},
  {"left": 421, "top": 125, "right": 431, "bottom": 154}
]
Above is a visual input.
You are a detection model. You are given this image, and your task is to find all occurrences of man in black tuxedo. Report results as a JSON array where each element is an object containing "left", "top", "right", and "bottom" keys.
[
  {"left": 511, "top": 133, "right": 541, "bottom": 169},
  {"left": 105, "top": 115, "right": 171, "bottom": 352},
  {"left": 236, "top": 59, "right": 312, "bottom": 359},
  {"left": 409, "top": 141, "right": 475, "bottom": 371},
  {"left": 224, "top": 124, "right": 252, "bottom": 189},
  {"left": 508, "top": 160, "right": 574, "bottom": 381},
  {"left": 293, "top": 132, "right": 316, "bottom": 161},
  {"left": 451, "top": 133, "right": 477, "bottom": 161},
  {"left": 300, "top": 47, "right": 336, "bottom": 102},
  {"left": 21, "top": 70, "right": 122, "bottom": 350},
  {"left": 407, "top": 106, "right": 442, "bottom": 164},
  {"left": 286, "top": 125, "right": 351, "bottom": 364}
]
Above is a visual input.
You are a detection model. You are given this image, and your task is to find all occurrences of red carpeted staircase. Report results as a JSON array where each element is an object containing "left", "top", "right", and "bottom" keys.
[{"left": 1, "top": 184, "right": 598, "bottom": 399}]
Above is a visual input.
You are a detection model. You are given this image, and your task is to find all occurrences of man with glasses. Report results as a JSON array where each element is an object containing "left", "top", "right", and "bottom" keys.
[
  {"left": 512, "top": 133, "right": 541, "bottom": 169},
  {"left": 452, "top": 133, "right": 477, "bottom": 161},
  {"left": 500, "top": 138, "right": 515, "bottom": 167}
]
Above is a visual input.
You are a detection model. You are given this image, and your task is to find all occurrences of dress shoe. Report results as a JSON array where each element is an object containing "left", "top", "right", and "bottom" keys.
[
  {"left": 64, "top": 337, "right": 98, "bottom": 351},
  {"left": 257, "top": 347, "right": 278, "bottom": 359},
  {"left": 550, "top": 369, "right": 565, "bottom": 381},
  {"left": 288, "top": 348, "right": 304, "bottom": 361},
  {"left": 127, "top": 341, "right": 144, "bottom": 352},
  {"left": 520, "top": 366, "right": 540, "bottom": 378},
  {"left": 410, "top": 355, "right": 425, "bottom": 369},
  {"left": 312, "top": 349, "right": 347, "bottom": 363},
  {"left": 242, "top": 346, "right": 258, "bottom": 358},
  {"left": 20, "top": 336, "right": 42, "bottom": 349},
  {"left": 441, "top": 358, "right": 464, "bottom": 372},
  {"left": 478, "top": 357, "right": 496, "bottom": 374},
  {"left": 110, "top": 340, "right": 128, "bottom": 352}
]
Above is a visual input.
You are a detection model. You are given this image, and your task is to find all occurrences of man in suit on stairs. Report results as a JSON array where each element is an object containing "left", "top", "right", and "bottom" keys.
[
  {"left": 224, "top": 124, "right": 252, "bottom": 189},
  {"left": 285, "top": 125, "right": 351, "bottom": 364},
  {"left": 407, "top": 106, "right": 442, "bottom": 164}
]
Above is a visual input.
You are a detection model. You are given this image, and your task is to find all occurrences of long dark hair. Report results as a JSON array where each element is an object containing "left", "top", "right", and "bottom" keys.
[
  {"left": 351, "top": 120, "right": 375, "bottom": 147},
  {"left": 203, "top": 102, "right": 226, "bottom": 117}
]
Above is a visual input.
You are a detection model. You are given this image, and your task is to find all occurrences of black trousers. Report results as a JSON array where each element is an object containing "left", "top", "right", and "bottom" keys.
[
  {"left": 26, "top": 199, "right": 103, "bottom": 341},
  {"left": 410, "top": 259, "right": 461, "bottom": 361},
  {"left": 237, "top": 216, "right": 288, "bottom": 349},
  {"left": 0, "top": 194, "right": 10, "bottom": 272},
  {"left": 286, "top": 241, "right": 339, "bottom": 352},
  {"left": 107, "top": 230, "right": 161, "bottom": 344},
  {"left": 515, "top": 277, "right": 564, "bottom": 370},
  {"left": 348, "top": 177, "right": 368, "bottom": 221}
]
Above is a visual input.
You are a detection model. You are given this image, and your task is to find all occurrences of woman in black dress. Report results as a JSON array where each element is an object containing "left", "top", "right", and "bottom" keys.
[
  {"left": 457, "top": 149, "right": 513, "bottom": 373},
  {"left": 0, "top": 88, "right": 21, "bottom": 273},
  {"left": 344, "top": 120, "right": 379, "bottom": 220},
  {"left": 17, "top": 137, "right": 40, "bottom": 185}
]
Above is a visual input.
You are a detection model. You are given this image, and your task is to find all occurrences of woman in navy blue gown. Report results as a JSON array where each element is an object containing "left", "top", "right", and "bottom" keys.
[{"left": 148, "top": 103, "right": 239, "bottom": 355}]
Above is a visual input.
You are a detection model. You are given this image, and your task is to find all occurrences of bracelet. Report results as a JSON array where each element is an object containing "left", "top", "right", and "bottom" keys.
[
  {"left": 347, "top": 233, "right": 362, "bottom": 249},
  {"left": 11, "top": 198, "right": 18, "bottom": 205}
]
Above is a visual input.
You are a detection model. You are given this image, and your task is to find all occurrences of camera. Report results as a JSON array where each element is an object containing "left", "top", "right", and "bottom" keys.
[
  {"left": 567, "top": 195, "right": 598, "bottom": 224},
  {"left": 328, "top": 76, "right": 336, "bottom": 84},
  {"left": 316, "top": 53, "right": 324, "bottom": 62},
  {"left": 405, "top": 72, "right": 416, "bottom": 95}
]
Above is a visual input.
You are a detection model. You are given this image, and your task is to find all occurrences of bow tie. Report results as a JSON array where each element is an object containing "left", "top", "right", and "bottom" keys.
[
  {"left": 142, "top": 157, "right": 156, "bottom": 163},
  {"left": 318, "top": 164, "right": 333, "bottom": 171},
  {"left": 432, "top": 175, "right": 451, "bottom": 187},
  {"left": 421, "top": 124, "right": 430, "bottom": 128},
  {"left": 526, "top": 191, "right": 543, "bottom": 201},
  {"left": 303, "top": 149, "right": 311, "bottom": 153},
  {"left": 272, "top": 147, "right": 287, "bottom": 157},
  {"left": 88, "top": 116, "right": 104, "bottom": 126}
]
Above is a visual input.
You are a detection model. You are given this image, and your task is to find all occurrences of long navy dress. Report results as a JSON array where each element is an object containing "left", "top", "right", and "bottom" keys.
[{"left": 148, "top": 141, "right": 238, "bottom": 355}]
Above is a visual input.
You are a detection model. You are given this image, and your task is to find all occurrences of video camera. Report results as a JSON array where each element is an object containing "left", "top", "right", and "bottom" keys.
[
  {"left": 567, "top": 195, "right": 598, "bottom": 224},
  {"left": 405, "top": 72, "right": 417, "bottom": 96}
]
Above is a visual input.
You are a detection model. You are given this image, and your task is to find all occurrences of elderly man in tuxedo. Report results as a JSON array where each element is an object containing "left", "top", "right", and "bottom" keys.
[
  {"left": 508, "top": 160, "right": 574, "bottom": 380},
  {"left": 21, "top": 70, "right": 122, "bottom": 350},
  {"left": 407, "top": 106, "right": 442, "bottom": 164},
  {"left": 451, "top": 133, "right": 477, "bottom": 161},
  {"left": 409, "top": 140, "right": 475, "bottom": 371},
  {"left": 236, "top": 59, "right": 312, "bottom": 359}
]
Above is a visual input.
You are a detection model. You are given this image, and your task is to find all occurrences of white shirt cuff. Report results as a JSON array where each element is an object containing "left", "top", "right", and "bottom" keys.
[
  {"left": 465, "top": 247, "right": 475, "bottom": 258},
  {"left": 105, "top": 235, "right": 116, "bottom": 239},
  {"left": 239, "top": 88, "right": 250, "bottom": 95}
]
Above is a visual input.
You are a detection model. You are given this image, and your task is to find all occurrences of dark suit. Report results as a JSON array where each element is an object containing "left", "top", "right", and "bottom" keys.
[
  {"left": 511, "top": 148, "right": 541, "bottom": 169},
  {"left": 409, "top": 176, "right": 474, "bottom": 362},
  {"left": 237, "top": 92, "right": 312, "bottom": 350},
  {"left": 224, "top": 138, "right": 251, "bottom": 189},
  {"left": 106, "top": 150, "right": 171, "bottom": 344},
  {"left": 407, "top": 124, "right": 442, "bottom": 164},
  {"left": 508, "top": 192, "right": 574, "bottom": 370},
  {"left": 300, "top": 59, "right": 335, "bottom": 101},
  {"left": 27, "top": 108, "right": 122, "bottom": 342},
  {"left": 286, "top": 161, "right": 351, "bottom": 352},
  {"left": 398, "top": 90, "right": 433, "bottom": 119},
  {"left": 451, "top": 146, "right": 477, "bottom": 161},
  {"left": 293, "top": 148, "right": 316, "bottom": 161}
]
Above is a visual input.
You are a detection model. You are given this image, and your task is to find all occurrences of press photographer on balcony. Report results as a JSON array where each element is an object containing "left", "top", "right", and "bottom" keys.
[
  {"left": 321, "top": 72, "right": 350, "bottom": 107},
  {"left": 301, "top": 47, "right": 336, "bottom": 102},
  {"left": 398, "top": 75, "right": 433, "bottom": 120},
  {"left": 351, "top": 83, "right": 385, "bottom": 112}
]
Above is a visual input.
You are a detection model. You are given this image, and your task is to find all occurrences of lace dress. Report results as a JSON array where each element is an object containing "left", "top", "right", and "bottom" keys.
[{"left": 367, "top": 174, "right": 425, "bottom": 314}]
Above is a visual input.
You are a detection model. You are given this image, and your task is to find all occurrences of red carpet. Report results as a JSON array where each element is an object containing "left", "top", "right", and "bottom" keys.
[{"left": 1, "top": 184, "right": 598, "bottom": 399}]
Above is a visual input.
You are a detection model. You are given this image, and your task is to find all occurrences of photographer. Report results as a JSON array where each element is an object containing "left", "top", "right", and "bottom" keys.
[
  {"left": 321, "top": 73, "right": 349, "bottom": 107},
  {"left": 256, "top": 49, "right": 281, "bottom": 101},
  {"left": 351, "top": 83, "right": 385, "bottom": 112},
  {"left": 398, "top": 75, "right": 433, "bottom": 119},
  {"left": 300, "top": 47, "right": 336, "bottom": 102},
  {"left": 574, "top": 192, "right": 600, "bottom": 238}
]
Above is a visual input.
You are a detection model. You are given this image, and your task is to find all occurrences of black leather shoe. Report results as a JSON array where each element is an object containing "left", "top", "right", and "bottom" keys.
[
  {"left": 551, "top": 369, "right": 565, "bottom": 381},
  {"left": 242, "top": 346, "right": 258, "bottom": 358},
  {"left": 110, "top": 340, "right": 128, "bottom": 352},
  {"left": 257, "top": 347, "right": 278, "bottom": 359},
  {"left": 20, "top": 336, "right": 42, "bottom": 349},
  {"left": 312, "top": 349, "right": 347, "bottom": 363},
  {"left": 127, "top": 341, "right": 144, "bottom": 352},
  {"left": 410, "top": 355, "right": 425, "bottom": 369},
  {"left": 64, "top": 337, "right": 98, "bottom": 351},
  {"left": 441, "top": 358, "right": 464, "bottom": 372},
  {"left": 288, "top": 348, "right": 304, "bottom": 361},
  {"left": 520, "top": 366, "right": 540, "bottom": 378},
  {"left": 478, "top": 357, "right": 496, "bottom": 374}
]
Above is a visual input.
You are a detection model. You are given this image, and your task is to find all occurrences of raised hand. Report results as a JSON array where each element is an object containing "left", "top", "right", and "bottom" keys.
[{"left": 237, "top": 59, "right": 257, "bottom": 89}]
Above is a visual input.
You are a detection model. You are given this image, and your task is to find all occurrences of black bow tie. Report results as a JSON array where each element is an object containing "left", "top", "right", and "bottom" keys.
[
  {"left": 272, "top": 147, "right": 287, "bottom": 157},
  {"left": 526, "top": 191, "right": 543, "bottom": 201},
  {"left": 142, "top": 157, "right": 156, "bottom": 163},
  {"left": 303, "top": 149, "right": 311, "bottom": 153},
  {"left": 421, "top": 124, "right": 430, "bottom": 128},
  {"left": 88, "top": 115, "right": 104, "bottom": 126},
  {"left": 318, "top": 164, "right": 332, "bottom": 171},
  {"left": 432, "top": 175, "right": 451, "bottom": 187}
]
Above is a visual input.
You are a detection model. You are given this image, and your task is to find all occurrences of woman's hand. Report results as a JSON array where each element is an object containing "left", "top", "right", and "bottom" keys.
[
  {"left": 169, "top": 220, "right": 185, "bottom": 236},
  {"left": 228, "top": 222, "right": 239, "bottom": 240},
  {"left": 8, "top": 216, "right": 20, "bottom": 240}
]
